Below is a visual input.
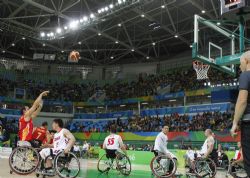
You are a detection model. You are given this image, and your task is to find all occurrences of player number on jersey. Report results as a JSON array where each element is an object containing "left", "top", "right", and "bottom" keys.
[
  {"left": 107, "top": 138, "right": 115, "bottom": 146},
  {"left": 36, "top": 132, "right": 42, "bottom": 139}
]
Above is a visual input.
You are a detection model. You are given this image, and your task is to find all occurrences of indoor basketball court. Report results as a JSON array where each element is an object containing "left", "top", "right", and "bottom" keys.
[{"left": 0, "top": 0, "right": 250, "bottom": 178}]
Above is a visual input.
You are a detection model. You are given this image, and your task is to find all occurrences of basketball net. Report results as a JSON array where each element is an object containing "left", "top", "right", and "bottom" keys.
[{"left": 193, "top": 61, "right": 210, "bottom": 80}]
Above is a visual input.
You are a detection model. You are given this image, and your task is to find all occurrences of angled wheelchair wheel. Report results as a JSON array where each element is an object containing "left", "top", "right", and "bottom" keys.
[
  {"left": 150, "top": 155, "right": 177, "bottom": 178},
  {"left": 228, "top": 162, "right": 248, "bottom": 178},
  {"left": 38, "top": 155, "right": 56, "bottom": 177},
  {"left": 9, "top": 146, "right": 40, "bottom": 175},
  {"left": 97, "top": 154, "right": 114, "bottom": 173},
  {"left": 194, "top": 158, "right": 217, "bottom": 178},
  {"left": 116, "top": 153, "right": 131, "bottom": 176},
  {"left": 54, "top": 151, "right": 80, "bottom": 178}
]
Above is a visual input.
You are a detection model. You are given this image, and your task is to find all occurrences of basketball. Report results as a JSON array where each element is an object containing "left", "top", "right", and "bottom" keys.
[{"left": 69, "top": 50, "right": 80, "bottom": 61}]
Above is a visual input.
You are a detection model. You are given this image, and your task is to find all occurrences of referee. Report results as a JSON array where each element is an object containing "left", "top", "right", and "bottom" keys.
[{"left": 231, "top": 51, "right": 250, "bottom": 177}]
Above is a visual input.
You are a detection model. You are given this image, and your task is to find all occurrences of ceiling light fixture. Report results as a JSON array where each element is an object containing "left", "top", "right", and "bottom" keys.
[
  {"left": 109, "top": 4, "right": 114, "bottom": 8},
  {"left": 40, "top": 32, "right": 45, "bottom": 37},
  {"left": 56, "top": 28, "right": 62, "bottom": 33}
]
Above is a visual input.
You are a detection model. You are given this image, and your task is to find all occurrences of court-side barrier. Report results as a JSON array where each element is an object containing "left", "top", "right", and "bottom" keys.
[
  {"left": 0, "top": 147, "right": 12, "bottom": 158},
  {"left": 74, "top": 131, "right": 240, "bottom": 142},
  {"left": 99, "top": 149, "right": 235, "bottom": 168}
]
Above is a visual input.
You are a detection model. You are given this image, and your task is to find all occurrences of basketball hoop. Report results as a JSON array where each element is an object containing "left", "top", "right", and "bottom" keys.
[{"left": 193, "top": 61, "right": 210, "bottom": 80}]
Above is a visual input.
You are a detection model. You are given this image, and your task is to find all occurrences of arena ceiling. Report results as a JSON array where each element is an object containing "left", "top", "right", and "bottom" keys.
[{"left": 0, "top": 0, "right": 232, "bottom": 65}]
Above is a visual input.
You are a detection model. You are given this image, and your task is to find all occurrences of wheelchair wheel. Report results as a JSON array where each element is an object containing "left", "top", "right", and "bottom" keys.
[
  {"left": 116, "top": 153, "right": 131, "bottom": 176},
  {"left": 219, "top": 154, "right": 229, "bottom": 170},
  {"left": 9, "top": 146, "right": 40, "bottom": 175},
  {"left": 228, "top": 162, "right": 248, "bottom": 178},
  {"left": 194, "top": 158, "right": 217, "bottom": 178},
  {"left": 38, "top": 155, "right": 56, "bottom": 177},
  {"left": 150, "top": 155, "right": 177, "bottom": 178},
  {"left": 97, "top": 154, "right": 113, "bottom": 173},
  {"left": 54, "top": 151, "right": 80, "bottom": 178}
]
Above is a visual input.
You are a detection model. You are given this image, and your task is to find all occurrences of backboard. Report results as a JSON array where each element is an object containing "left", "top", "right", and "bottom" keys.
[{"left": 192, "top": 14, "right": 246, "bottom": 77}]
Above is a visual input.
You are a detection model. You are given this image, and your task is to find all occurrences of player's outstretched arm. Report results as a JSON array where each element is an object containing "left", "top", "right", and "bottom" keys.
[
  {"left": 64, "top": 129, "right": 76, "bottom": 154},
  {"left": 24, "top": 91, "right": 49, "bottom": 120},
  {"left": 31, "top": 101, "right": 43, "bottom": 119}
]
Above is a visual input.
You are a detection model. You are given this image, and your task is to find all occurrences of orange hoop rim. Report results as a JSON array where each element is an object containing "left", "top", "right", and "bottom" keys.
[{"left": 192, "top": 60, "right": 210, "bottom": 68}]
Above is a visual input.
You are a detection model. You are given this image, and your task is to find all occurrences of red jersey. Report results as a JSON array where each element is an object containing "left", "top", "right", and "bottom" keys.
[
  {"left": 42, "top": 136, "right": 53, "bottom": 145},
  {"left": 18, "top": 115, "right": 33, "bottom": 141},
  {"left": 32, "top": 127, "right": 47, "bottom": 142}
]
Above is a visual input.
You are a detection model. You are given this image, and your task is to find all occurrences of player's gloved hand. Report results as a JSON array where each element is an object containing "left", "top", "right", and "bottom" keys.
[
  {"left": 202, "top": 155, "right": 207, "bottom": 159},
  {"left": 166, "top": 153, "right": 172, "bottom": 159},
  {"left": 64, "top": 147, "right": 70, "bottom": 154},
  {"left": 200, "top": 153, "right": 208, "bottom": 159}
]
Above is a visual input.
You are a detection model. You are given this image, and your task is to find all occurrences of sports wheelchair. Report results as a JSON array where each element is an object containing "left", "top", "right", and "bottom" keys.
[
  {"left": 186, "top": 157, "right": 217, "bottom": 178},
  {"left": 9, "top": 143, "right": 80, "bottom": 178},
  {"left": 226, "top": 160, "right": 248, "bottom": 178},
  {"left": 97, "top": 150, "right": 131, "bottom": 176},
  {"left": 217, "top": 152, "right": 229, "bottom": 170},
  {"left": 150, "top": 152, "right": 177, "bottom": 178}
]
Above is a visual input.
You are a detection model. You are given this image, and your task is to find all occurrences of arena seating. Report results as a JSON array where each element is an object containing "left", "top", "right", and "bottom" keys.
[
  {"left": 0, "top": 67, "right": 236, "bottom": 102},
  {"left": 66, "top": 112, "right": 232, "bottom": 132}
]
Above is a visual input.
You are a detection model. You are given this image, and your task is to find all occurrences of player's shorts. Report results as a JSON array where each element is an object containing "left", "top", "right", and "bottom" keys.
[
  {"left": 39, "top": 148, "right": 61, "bottom": 160},
  {"left": 106, "top": 149, "right": 117, "bottom": 159}
]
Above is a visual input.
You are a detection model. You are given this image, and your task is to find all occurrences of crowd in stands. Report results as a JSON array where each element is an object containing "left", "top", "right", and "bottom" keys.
[
  {"left": 67, "top": 111, "right": 232, "bottom": 132},
  {"left": 0, "top": 67, "right": 236, "bottom": 102}
]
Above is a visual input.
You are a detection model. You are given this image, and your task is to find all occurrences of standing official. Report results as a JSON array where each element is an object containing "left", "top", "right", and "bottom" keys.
[{"left": 231, "top": 51, "right": 250, "bottom": 177}]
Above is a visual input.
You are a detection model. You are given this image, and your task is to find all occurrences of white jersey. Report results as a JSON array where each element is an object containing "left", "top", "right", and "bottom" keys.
[
  {"left": 200, "top": 136, "right": 214, "bottom": 154},
  {"left": 53, "top": 128, "right": 69, "bottom": 154},
  {"left": 154, "top": 132, "right": 177, "bottom": 159},
  {"left": 154, "top": 132, "right": 168, "bottom": 154},
  {"left": 103, "top": 134, "right": 122, "bottom": 150}
]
